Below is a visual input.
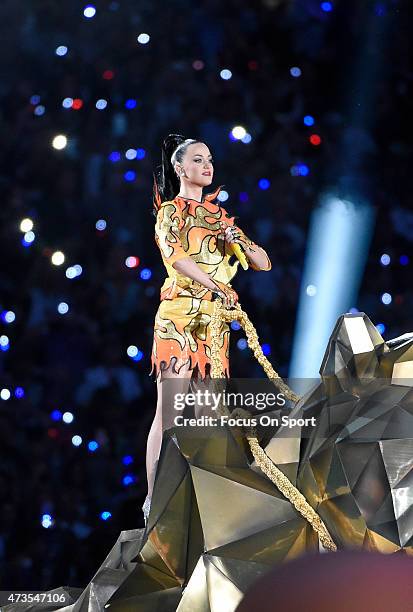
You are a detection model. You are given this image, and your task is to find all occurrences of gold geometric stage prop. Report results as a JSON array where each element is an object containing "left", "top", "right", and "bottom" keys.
[{"left": 4, "top": 308, "right": 413, "bottom": 611}]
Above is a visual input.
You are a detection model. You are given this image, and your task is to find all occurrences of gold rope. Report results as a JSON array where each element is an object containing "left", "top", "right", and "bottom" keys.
[{"left": 210, "top": 297, "right": 337, "bottom": 552}]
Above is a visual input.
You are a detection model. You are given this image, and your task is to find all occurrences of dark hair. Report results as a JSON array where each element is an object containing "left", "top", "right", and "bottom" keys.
[{"left": 152, "top": 133, "right": 201, "bottom": 216}]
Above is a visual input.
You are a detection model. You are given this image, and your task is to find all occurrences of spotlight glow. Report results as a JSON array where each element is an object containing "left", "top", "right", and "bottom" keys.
[
  {"left": 72, "top": 435, "right": 83, "bottom": 446},
  {"left": 20, "top": 218, "right": 33, "bottom": 232},
  {"left": 127, "top": 345, "right": 138, "bottom": 357},
  {"left": 137, "top": 33, "right": 150, "bottom": 44},
  {"left": 83, "top": 5, "right": 96, "bottom": 18},
  {"left": 231, "top": 126, "right": 246, "bottom": 140},
  {"left": 380, "top": 253, "right": 391, "bottom": 266},
  {"left": 217, "top": 190, "right": 229, "bottom": 202},
  {"left": 24, "top": 231, "right": 35, "bottom": 243},
  {"left": 2, "top": 310, "right": 16, "bottom": 323},
  {"left": 57, "top": 302, "right": 69, "bottom": 314},
  {"left": 96, "top": 99, "right": 108, "bottom": 110},
  {"left": 125, "top": 256, "right": 140, "bottom": 268},
  {"left": 220, "top": 69, "right": 232, "bottom": 80},
  {"left": 52, "top": 135, "right": 67, "bottom": 150},
  {"left": 1, "top": 389, "right": 11, "bottom": 400},
  {"left": 51, "top": 251, "right": 65, "bottom": 265}
]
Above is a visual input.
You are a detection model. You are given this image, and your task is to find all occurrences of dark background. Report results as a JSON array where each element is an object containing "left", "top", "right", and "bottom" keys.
[{"left": 1, "top": 0, "right": 412, "bottom": 590}]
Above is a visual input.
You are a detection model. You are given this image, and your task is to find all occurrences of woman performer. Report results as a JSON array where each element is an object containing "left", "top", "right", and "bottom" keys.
[{"left": 144, "top": 133, "right": 272, "bottom": 519}]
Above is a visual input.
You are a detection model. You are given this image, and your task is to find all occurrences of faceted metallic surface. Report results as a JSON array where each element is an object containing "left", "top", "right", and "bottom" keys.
[
  {"left": 297, "top": 312, "right": 413, "bottom": 555},
  {"left": 7, "top": 311, "right": 413, "bottom": 611}
]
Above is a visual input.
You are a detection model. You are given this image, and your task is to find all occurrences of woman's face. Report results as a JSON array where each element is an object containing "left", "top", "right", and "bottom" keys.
[{"left": 177, "top": 142, "right": 214, "bottom": 187}]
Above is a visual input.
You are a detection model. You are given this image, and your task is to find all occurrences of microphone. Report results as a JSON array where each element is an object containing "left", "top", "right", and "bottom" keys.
[{"left": 220, "top": 222, "right": 249, "bottom": 270}]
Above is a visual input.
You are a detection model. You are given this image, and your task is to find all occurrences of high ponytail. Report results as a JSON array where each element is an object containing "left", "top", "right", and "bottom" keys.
[{"left": 152, "top": 133, "right": 199, "bottom": 216}]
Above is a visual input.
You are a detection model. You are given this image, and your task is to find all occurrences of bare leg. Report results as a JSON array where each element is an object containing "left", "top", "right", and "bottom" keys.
[{"left": 145, "top": 357, "right": 193, "bottom": 502}]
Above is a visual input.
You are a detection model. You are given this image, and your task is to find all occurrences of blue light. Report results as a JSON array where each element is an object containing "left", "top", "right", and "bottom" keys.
[
  {"left": 51, "top": 410, "right": 62, "bottom": 421},
  {"left": 374, "top": 3, "right": 386, "bottom": 16},
  {"left": 109, "top": 151, "right": 121, "bottom": 162},
  {"left": 0, "top": 343, "right": 9, "bottom": 352},
  {"left": 96, "top": 219, "right": 107, "bottom": 231},
  {"left": 321, "top": 1, "right": 333, "bottom": 12},
  {"left": 30, "top": 95, "right": 41, "bottom": 105},
  {"left": 14, "top": 387, "right": 25, "bottom": 398},
  {"left": 400, "top": 255, "right": 409, "bottom": 265},
  {"left": 22, "top": 237, "right": 33, "bottom": 248},
  {"left": 123, "top": 475, "right": 134, "bottom": 486},
  {"left": 125, "top": 148, "right": 137, "bottom": 160},
  {"left": 239, "top": 192, "right": 249, "bottom": 203},
  {"left": 376, "top": 323, "right": 386, "bottom": 335},
  {"left": 127, "top": 345, "right": 138, "bottom": 357},
  {"left": 125, "top": 99, "right": 137, "bottom": 109},
  {"left": 88, "top": 440, "right": 99, "bottom": 451},
  {"left": 261, "top": 343, "right": 271, "bottom": 356},
  {"left": 290, "top": 67, "right": 302, "bottom": 78},
  {"left": 140, "top": 268, "right": 152, "bottom": 280},
  {"left": 132, "top": 349, "right": 144, "bottom": 362},
  {"left": 290, "top": 163, "right": 310, "bottom": 177},
  {"left": 123, "top": 455, "right": 133, "bottom": 465},
  {"left": 100, "top": 511, "right": 112, "bottom": 521},
  {"left": 258, "top": 178, "right": 270, "bottom": 190},
  {"left": 220, "top": 69, "right": 232, "bottom": 80},
  {"left": 55, "top": 45, "right": 68, "bottom": 56},
  {"left": 237, "top": 338, "right": 248, "bottom": 350},
  {"left": 58, "top": 302, "right": 69, "bottom": 314},
  {"left": 124, "top": 170, "right": 136, "bottom": 182},
  {"left": 136, "top": 148, "right": 146, "bottom": 159},
  {"left": 304, "top": 115, "right": 315, "bottom": 126},
  {"left": 231, "top": 321, "right": 241, "bottom": 331},
  {"left": 1, "top": 310, "right": 15, "bottom": 323},
  {"left": 96, "top": 99, "right": 108, "bottom": 110},
  {"left": 41, "top": 514, "right": 53, "bottom": 528},
  {"left": 381, "top": 292, "right": 392, "bottom": 305},
  {"left": 24, "top": 231, "right": 35, "bottom": 243},
  {"left": 380, "top": 253, "right": 391, "bottom": 266}
]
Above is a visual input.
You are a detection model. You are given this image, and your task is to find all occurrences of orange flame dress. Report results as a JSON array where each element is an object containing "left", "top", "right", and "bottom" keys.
[{"left": 149, "top": 185, "right": 240, "bottom": 380}]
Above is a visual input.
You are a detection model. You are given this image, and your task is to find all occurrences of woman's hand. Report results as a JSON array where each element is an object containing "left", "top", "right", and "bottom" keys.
[
  {"left": 219, "top": 221, "right": 253, "bottom": 250},
  {"left": 210, "top": 279, "right": 239, "bottom": 308}
]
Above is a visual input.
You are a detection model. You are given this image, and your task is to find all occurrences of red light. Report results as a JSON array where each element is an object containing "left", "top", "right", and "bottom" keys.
[
  {"left": 248, "top": 60, "right": 258, "bottom": 70},
  {"left": 48, "top": 428, "right": 59, "bottom": 438},
  {"left": 310, "top": 134, "right": 321, "bottom": 146},
  {"left": 72, "top": 98, "right": 83, "bottom": 110},
  {"left": 126, "top": 256, "right": 140, "bottom": 268},
  {"left": 103, "top": 70, "right": 115, "bottom": 80}
]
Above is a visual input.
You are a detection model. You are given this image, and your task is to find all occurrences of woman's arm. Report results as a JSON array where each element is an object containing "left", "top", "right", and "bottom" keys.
[
  {"left": 221, "top": 224, "right": 272, "bottom": 271},
  {"left": 242, "top": 243, "right": 272, "bottom": 271},
  {"left": 172, "top": 257, "right": 238, "bottom": 306}
]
